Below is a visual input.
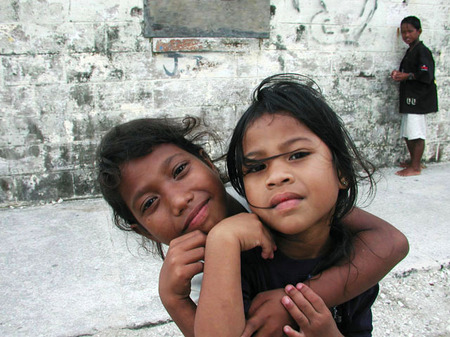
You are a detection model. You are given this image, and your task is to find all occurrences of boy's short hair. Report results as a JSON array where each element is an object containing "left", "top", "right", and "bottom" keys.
[{"left": 401, "top": 16, "right": 421, "bottom": 30}]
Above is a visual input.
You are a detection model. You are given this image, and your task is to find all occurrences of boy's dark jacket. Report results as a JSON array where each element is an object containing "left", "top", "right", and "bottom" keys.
[{"left": 399, "top": 41, "right": 438, "bottom": 114}]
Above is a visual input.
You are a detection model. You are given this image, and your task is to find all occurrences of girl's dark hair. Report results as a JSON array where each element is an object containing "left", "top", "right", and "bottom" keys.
[
  {"left": 96, "top": 117, "right": 210, "bottom": 259},
  {"left": 227, "top": 73, "right": 376, "bottom": 274},
  {"left": 401, "top": 16, "right": 421, "bottom": 30}
]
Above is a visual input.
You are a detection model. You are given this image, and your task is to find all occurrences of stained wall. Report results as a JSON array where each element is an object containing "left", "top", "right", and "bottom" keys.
[{"left": 0, "top": 0, "right": 448, "bottom": 205}]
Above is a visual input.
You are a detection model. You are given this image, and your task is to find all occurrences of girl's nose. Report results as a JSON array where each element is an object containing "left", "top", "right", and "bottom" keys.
[
  {"left": 265, "top": 162, "right": 294, "bottom": 188},
  {"left": 168, "top": 189, "right": 194, "bottom": 216}
]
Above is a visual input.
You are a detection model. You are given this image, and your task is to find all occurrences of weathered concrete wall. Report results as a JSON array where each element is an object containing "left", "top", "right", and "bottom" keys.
[{"left": 0, "top": 0, "right": 449, "bottom": 206}]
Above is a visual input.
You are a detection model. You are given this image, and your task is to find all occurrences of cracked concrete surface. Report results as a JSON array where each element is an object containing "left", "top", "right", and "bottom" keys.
[{"left": 1, "top": 163, "right": 449, "bottom": 336}]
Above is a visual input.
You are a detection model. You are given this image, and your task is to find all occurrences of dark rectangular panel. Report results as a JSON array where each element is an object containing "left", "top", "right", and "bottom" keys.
[{"left": 144, "top": 0, "right": 270, "bottom": 38}]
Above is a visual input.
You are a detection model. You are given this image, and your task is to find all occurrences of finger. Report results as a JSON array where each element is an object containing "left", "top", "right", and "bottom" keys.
[
  {"left": 169, "top": 230, "right": 206, "bottom": 249},
  {"left": 241, "top": 316, "right": 262, "bottom": 337},
  {"left": 296, "top": 283, "right": 329, "bottom": 314},
  {"left": 179, "top": 246, "right": 205, "bottom": 264},
  {"left": 247, "top": 290, "right": 272, "bottom": 316},
  {"left": 283, "top": 325, "right": 304, "bottom": 337},
  {"left": 183, "top": 259, "right": 204, "bottom": 278},
  {"left": 165, "top": 246, "right": 205, "bottom": 268},
  {"left": 251, "top": 326, "right": 284, "bottom": 337},
  {"left": 259, "top": 227, "right": 277, "bottom": 259},
  {"left": 281, "top": 293, "right": 309, "bottom": 328},
  {"left": 285, "top": 284, "right": 317, "bottom": 320},
  {"left": 168, "top": 250, "right": 205, "bottom": 278}
]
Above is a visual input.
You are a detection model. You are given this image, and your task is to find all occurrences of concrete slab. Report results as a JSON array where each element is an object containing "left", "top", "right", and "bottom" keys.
[{"left": 1, "top": 163, "right": 449, "bottom": 337}]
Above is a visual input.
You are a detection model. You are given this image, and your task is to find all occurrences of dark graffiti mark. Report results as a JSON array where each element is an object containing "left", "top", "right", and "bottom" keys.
[
  {"left": 270, "top": 5, "right": 276, "bottom": 16},
  {"left": 163, "top": 53, "right": 205, "bottom": 76},
  {"left": 309, "top": 0, "right": 378, "bottom": 45},
  {"left": 163, "top": 53, "right": 181, "bottom": 76},
  {"left": 296, "top": 25, "right": 306, "bottom": 42},
  {"left": 130, "top": 7, "right": 142, "bottom": 17}
]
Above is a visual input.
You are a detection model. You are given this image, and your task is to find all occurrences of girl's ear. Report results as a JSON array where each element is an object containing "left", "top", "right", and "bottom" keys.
[
  {"left": 339, "top": 178, "right": 349, "bottom": 190},
  {"left": 338, "top": 171, "right": 349, "bottom": 190}
]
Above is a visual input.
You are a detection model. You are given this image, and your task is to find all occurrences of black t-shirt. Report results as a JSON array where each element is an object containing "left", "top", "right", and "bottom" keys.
[{"left": 241, "top": 248, "right": 379, "bottom": 337}]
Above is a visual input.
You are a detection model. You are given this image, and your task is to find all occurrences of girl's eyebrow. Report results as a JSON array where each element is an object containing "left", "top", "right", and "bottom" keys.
[
  {"left": 162, "top": 152, "right": 184, "bottom": 169},
  {"left": 244, "top": 136, "right": 312, "bottom": 158},
  {"left": 244, "top": 149, "right": 300, "bottom": 165}
]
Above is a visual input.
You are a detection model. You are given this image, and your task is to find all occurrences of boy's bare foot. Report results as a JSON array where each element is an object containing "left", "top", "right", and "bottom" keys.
[
  {"left": 395, "top": 167, "right": 421, "bottom": 177},
  {"left": 399, "top": 161, "right": 426, "bottom": 169}
]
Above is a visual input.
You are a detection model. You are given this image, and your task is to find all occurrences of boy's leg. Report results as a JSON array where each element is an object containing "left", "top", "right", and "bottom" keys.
[
  {"left": 396, "top": 138, "right": 424, "bottom": 176},
  {"left": 408, "top": 138, "right": 425, "bottom": 171}
]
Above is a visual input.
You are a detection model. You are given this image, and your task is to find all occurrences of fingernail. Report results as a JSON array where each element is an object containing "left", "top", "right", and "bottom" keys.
[
  {"left": 282, "top": 296, "right": 291, "bottom": 306},
  {"left": 285, "top": 284, "right": 294, "bottom": 293},
  {"left": 296, "top": 283, "right": 304, "bottom": 290}
]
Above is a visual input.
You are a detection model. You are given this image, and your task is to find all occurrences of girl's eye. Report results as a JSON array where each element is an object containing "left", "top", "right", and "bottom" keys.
[
  {"left": 142, "top": 197, "right": 157, "bottom": 213},
  {"left": 244, "top": 163, "right": 266, "bottom": 174},
  {"left": 173, "top": 162, "right": 188, "bottom": 178},
  {"left": 289, "top": 151, "right": 309, "bottom": 160}
]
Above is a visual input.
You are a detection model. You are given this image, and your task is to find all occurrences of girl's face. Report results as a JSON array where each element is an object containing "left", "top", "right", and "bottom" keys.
[
  {"left": 242, "top": 113, "right": 344, "bottom": 237},
  {"left": 119, "top": 144, "right": 227, "bottom": 245},
  {"left": 401, "top": 23, "right": 421, "bottom": 46}
]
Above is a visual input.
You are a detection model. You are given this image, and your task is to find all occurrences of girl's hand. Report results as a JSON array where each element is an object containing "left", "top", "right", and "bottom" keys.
[
  {"left": 242, "top": 289, "right": 296, "bottom": 337},
  {"left": 158, "top": 230, "right": 206, "bottom": 307},
  {"left": 211, "top": 213, "right": 276, "bottom": 259},
  {"left": 281, "top": 284, "right": 344, "bottom": 337}
]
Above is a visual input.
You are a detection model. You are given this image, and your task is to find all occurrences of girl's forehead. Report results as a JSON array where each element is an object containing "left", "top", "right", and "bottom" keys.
[
  {"left": 243, "top": 113, "right": 315, "bottom": 151},
  {"left": 245, "top": 112, "right": 303, "bottom": 133},
  {"left": 121, "top": 144, "right": 190, "bottom": 175}
]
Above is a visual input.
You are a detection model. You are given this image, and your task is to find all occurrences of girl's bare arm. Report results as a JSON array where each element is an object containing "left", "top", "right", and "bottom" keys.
[
  {"left": 305, "top": 207, "right": 409, "bottom": 307},
  {"left": 194, "top": 213, "right": 276, "bottom": 337},
  {"left": 158, "top": 231, "right": 206, "bottom": 337}
]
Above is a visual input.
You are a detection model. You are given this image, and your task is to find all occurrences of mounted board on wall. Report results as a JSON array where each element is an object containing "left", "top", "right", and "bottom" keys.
[{"left": 144, "top": 0, "right": 270, "bottom": 38}]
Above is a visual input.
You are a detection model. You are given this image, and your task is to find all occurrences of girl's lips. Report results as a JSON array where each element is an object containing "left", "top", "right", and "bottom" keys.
[
  {"left": 183, "top": 199, "right": 210, "bottom": 233},
  {"left": 275, "top": 198, "right": 302, "bottom": 211},
  {"left": 270, "top": 192, "right": 303, "bottom": 210}
]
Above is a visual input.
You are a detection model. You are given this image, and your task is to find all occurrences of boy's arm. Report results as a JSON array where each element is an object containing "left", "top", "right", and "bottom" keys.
[
  {"left": 305, "top": 207, "right": 409, "bottom": 307},
  {"left": 194, "top": 213, "right": 276, "bottom": 337}
]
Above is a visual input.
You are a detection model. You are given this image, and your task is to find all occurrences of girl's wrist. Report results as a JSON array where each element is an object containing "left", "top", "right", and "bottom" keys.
[
  {"left": 207, "top": 225, "right": 240, "bottom": 248},
  {"left": 160, "top": 292, "right": 193, "bottom": 311}
]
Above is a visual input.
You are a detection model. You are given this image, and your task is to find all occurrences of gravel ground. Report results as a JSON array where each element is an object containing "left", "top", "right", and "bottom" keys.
[
  {"left": 373, "top": 263, "right": 450, "bottom": 337},
  {"left": 92, "top": 263, "right": 450, "bottom": 337}
]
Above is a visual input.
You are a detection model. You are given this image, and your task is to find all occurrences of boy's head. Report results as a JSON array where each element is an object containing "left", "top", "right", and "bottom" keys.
[
  {"left": 227, "top": 73, "right": 374, "bottom": 223},
  {"left": 97, "top": 117, "right": 225, "bottom": 257},
  {"left": 401, "top": 16, "right": 421, "bottom": 30},
  {"left": 400, "top": 16, "right": 422, "bottom": 45}
]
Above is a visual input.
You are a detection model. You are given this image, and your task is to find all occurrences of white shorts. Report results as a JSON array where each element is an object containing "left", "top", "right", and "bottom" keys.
[{"left": 400, "top": 114, "right": 427, "bottom": 140}]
